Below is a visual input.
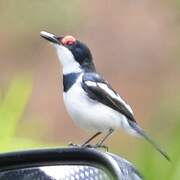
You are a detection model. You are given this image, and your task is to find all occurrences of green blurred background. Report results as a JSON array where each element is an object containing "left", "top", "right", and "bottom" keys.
[{"left": 0, "top": 0, "right": 180, "bottom": 179}]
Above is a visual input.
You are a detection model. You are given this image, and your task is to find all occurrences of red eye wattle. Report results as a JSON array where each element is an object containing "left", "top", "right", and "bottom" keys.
[{"left": 62, "top": 35, "right": 76, "bottom": 45}]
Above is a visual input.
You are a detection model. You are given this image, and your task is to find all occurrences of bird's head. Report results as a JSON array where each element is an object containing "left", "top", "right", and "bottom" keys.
[{"left": 40, "top": 31, "right": 95, "bottom": 74}]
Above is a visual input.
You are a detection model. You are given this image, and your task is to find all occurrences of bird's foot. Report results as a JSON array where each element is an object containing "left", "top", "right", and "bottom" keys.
[
  {"left": 81, "top": 143, "right": 109, "bottom": 151},
  {"left": 81, "top": 143, "right": 94, "bottom": 148},
  {"left": 68, "top": 142, "right": 108, "bottom": 151},
  {"left": 94, "top": 144, "right": 109, "bottom": 151},
  {"left": 68, "top": 142, "right": 80, "bottom": 147}
]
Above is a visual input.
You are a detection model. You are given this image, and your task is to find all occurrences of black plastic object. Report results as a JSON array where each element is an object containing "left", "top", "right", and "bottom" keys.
[{"left": 0, "top": 147, "right": 142, "bottom": 180}]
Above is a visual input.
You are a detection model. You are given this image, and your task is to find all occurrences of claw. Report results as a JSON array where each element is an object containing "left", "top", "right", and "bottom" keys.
[
  {"left": 68, "top": 142, "right": 108, "bottom": 151},
  {"left": 81, "top": 144, "right": 94, "bottom": 148},
  {"left": 68, "top": 142, "right": 80, "bottom": 147},
  {"left": 94, "top": 144, "right": 109, "bottom": 151},
  {"left": 81, "top": 143, "right": 109, "bottom": 151}
]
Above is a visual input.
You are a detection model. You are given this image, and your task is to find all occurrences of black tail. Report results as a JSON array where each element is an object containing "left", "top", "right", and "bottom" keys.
[{"left": 128, "top": 121, "right": 170, "bottom": 161}]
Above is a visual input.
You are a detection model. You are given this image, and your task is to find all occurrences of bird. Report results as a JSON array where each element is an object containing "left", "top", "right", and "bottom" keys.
[{"left": 40, "top": 31, "right": 170, "bottom": 161}]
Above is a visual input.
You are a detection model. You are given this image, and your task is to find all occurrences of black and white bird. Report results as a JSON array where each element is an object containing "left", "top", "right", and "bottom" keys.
[{"left": 40, "top": 31, "right": 170, "bottom": 161}]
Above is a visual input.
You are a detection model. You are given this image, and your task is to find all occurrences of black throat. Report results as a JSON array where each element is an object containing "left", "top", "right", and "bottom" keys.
[{"left": 63, "top": 72, "right": 81, "bottom": 92}]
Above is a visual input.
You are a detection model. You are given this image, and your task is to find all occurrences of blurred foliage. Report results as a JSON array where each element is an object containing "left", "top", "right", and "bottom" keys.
[
  {"left": 0, "top": 78, "right": 48, "bottom": 152},
  {"left": 0, "top": 0, "right": 81, "bottom": 34},
  {"left": 135, "top": 104, "right": 180, "bottom": 179}
]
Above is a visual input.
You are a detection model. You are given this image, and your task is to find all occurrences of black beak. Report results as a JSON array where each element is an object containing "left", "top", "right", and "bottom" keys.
[{"left": 40, "top": 31, "right": 59, "bottom": 44}]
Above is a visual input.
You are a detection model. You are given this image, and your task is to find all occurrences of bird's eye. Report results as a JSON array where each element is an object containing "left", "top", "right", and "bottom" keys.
[{"left": 61, "top": 35, "right": 76, "bottom": 46}]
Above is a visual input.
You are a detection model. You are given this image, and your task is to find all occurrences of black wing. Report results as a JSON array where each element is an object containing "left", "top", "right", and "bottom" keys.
[
  {"left": 82, "top": 72, "right": 136, "bottom": 122},
  {"left": 82, "top": 72, "right": 170, "bottom": 161}
]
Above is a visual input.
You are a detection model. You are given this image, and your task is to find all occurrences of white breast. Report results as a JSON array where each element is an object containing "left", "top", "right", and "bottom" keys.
[{"left": 63, "top": 75, "right": 134, "bottom": 133}]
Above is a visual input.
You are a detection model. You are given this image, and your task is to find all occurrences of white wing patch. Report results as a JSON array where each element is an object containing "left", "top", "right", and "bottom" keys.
[
  {"left": 97, "top": 82, "right": 134, "bottom": 115},
  {"left": 84, "top": 80, "right": 134, "bottom": 115},
  {"left": 97, "top": 83, "right": 118, "bottom": 99},
  {"left": 85, "top": 81, "right": 97, "bottom": 87}
]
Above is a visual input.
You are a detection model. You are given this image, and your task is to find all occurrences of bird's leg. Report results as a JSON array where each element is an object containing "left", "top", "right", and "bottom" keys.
[
  {"left": 95, "top": 129, "right": 114, "bottom": 149},
  {"left": 81, "top": 132, "right": 101, "bottom": 147},
  {"left": 68, "top": 132, "right": 101, "bottom": 148}
]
